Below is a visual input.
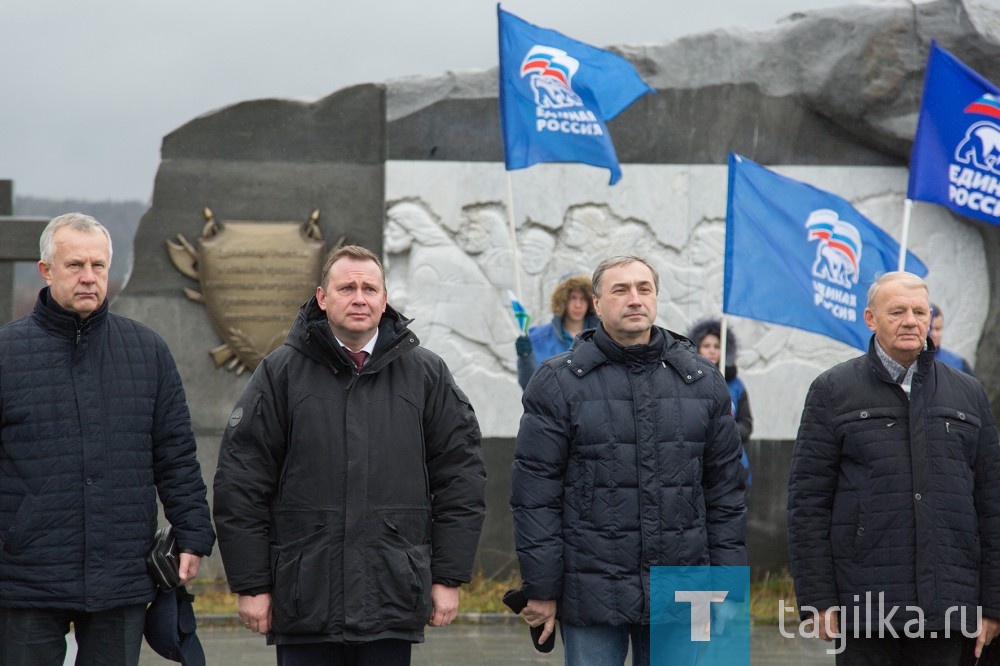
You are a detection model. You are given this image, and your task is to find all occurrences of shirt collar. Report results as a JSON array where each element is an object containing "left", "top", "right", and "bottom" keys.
[{"left": 335, "top": 329, "right": 378, "bottom": 356}]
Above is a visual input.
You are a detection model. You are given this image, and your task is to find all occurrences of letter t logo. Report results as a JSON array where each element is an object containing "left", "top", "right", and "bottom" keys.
[{"left": 675, "top": 590, "right": 729, "bottom": 641}]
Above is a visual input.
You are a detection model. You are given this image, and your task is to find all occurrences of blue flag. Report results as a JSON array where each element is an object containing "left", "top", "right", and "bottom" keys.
[
  {"left": 908, "top": 41, "right": 1000, "bottom": 225},
  {"left": 724, "top": 154, "right": 928, "bottom": 351},
  {"left": 497, "top": 5, "right": 654, "bottom": 185},
  {"left": 508, "top": 289, "right": 531, "bottom": 334}
]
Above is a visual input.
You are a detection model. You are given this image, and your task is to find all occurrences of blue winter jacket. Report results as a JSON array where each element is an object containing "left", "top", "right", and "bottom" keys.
[
  {"left": 0, "top": 289, "right": 214, "bottom": 610},
  {"left": 511, "top": 325, "right": 747, "bottom": 626},
  {"left": 936, "top": 347, "right": 974, "bottom": 376},
  {"left": 516, "top": 314, "right": 601, "bottom": 389}
]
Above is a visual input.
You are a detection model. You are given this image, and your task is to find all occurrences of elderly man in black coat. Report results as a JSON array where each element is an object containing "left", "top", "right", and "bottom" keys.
[
  {"left": 788, "top": 271, "right": 1000, "bottom": 664},
  {"left": 0, "top": 213, "right": 215, "bottom": 665}
]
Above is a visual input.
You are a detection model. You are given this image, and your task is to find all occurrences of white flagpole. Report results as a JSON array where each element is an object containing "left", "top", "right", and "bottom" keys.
[
  {"left": 897, "top": 198, "right": 913, "bottom": 271},
  {"left": 719, "top": 315, "right": 729, "bottom": 374},
  {"left": 505, "top": 171, "right": 524, "bottom": 300}
]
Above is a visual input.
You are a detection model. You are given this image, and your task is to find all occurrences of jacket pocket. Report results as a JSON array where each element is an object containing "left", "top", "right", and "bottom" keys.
[
  {"left": 377, "top": 515, "right": 432, "bottom": 630},
  {"left": 270, "top": 522, "right": 330, "bottom": 634},
  {"left": 568, "top": 458, "right": 596, "bottom": 522},
  {"left": 2, "top": 494, "right": 33, "bottom": 555}
]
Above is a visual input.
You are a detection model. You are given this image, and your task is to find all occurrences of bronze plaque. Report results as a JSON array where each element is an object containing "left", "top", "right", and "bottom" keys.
[{"left": 167, "top": 209, "right": 324, "bottom": 374}]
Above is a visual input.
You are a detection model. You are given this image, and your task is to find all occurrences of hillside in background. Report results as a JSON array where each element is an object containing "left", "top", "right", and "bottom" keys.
[{"left": 11, "top": 197, "right": 145, "bottom": 318}]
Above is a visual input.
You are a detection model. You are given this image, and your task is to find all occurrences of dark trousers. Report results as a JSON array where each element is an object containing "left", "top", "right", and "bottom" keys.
[
  {"left": 0, "top": 603, "right": 146, "bottom": 666},
  {"left": 276, "top": 639, "right": 413, "bottom": 666},
  {"left": 836, "top": 634, "right": 970, "bottom": 665}
]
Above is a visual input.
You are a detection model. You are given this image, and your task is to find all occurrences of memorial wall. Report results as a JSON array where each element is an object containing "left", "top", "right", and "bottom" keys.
[{"left": 112, "top": 0, "right": 1000, "bottom": 578}]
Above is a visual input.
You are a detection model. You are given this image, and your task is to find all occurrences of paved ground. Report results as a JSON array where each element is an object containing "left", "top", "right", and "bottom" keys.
[{"left": 66, "top": 620, "right": 837, "bottom": 664}]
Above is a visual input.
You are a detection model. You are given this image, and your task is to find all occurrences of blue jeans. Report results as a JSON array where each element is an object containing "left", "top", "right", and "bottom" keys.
[
  {"left": 560, "top": 623, "right": 650, "bottom": 666},
  {"left": 0, "top": 603, "right": 146, "bottom": 666}
]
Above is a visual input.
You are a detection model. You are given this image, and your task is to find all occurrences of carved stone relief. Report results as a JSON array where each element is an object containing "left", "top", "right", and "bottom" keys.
[{"left": 385, "top": 161, "right": 987, "bottom": 439}]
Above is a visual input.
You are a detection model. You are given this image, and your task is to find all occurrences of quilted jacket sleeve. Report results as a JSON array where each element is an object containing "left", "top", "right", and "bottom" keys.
[
  {"left": 510, "top": 363, "right": 570, "bottom": 601},
  {"left": 973, "top": 384, "right": 1000, "bottom": 619},
  {"left": 151, "top": 336, "right": 216, "bottom": 557},
  {"left": 702, "top": 371, "right": 748, "bottom": 567},
  {"left": 787, "top": 373, "right": 842, "bottom": 616}
]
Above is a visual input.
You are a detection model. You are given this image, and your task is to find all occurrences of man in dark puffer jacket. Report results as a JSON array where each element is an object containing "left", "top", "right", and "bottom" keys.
[
  {"left": 0, "top": 213, "right": 215, "bottom": 665},
  {"left": 511, "top": 255, "right": 746, "bottom": 665},
  {"left": 788, "top": 271, "right": 1000, "bottom": 663}
]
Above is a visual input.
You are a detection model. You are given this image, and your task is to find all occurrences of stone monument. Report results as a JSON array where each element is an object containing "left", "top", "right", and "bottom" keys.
[{"left": 113, "top": 0, "right": 1000, "bottom": 579}]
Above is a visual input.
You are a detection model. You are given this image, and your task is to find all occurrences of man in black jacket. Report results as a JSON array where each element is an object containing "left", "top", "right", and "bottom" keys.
[
  {"left": 511, "top": 255, "right": 746, "bottom": 665},
  {"left": 213, "top": 245, "right": 486, "bottom": 665},
  {"left": 0, "top": 213, "right": 215, "bottom": 665},
  {"left": 788, "top": 271, "right": 1000, "bottom": 663}
]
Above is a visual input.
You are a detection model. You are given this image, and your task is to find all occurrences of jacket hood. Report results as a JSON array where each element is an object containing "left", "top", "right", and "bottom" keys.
[
  {"left": 687, "top": 317, "right": 738, "bottom": 379},
  {"left": 285, "top": 296, "right": 416, "bottom": 371}
]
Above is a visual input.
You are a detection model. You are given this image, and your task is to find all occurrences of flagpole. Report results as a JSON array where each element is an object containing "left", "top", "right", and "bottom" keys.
[
  {"left": 505, "top": 172, "right": 524, "bottom": 300},
  {"left": 897, "top": 199, "right": 913, "bottom": 271},
  {"left": 719, "top": 315, "right": 729, "bottom": 375}
]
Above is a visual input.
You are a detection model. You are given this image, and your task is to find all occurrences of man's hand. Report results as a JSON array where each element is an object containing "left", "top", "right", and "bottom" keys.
[
  {"left": 238, "top": 593, "right": 273, "bottom": 635},
  {"left": 428, "top": 584, "right": 459, "bottom": 627},
  {"left": 976, "top": 616, "right": 1000, "bottom": 658},
  {"left": 178, "top": 552, "right": 201, "bottom": 585},
  {"left": 816, "top": 607, "right": 839, "bottom": 642},
  {"left": 523, "top": 599, "right": 558, "bottom": 647}
]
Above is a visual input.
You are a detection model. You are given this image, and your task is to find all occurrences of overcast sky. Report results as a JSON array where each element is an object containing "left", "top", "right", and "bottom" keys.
[{"left": 3, "top": 0, "right": 974, "bottom": 203}]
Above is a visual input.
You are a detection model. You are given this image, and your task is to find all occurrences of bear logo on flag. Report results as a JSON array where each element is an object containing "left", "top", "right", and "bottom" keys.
[{"left": 806, "top": 209, "right": 862, "bottom": 290}]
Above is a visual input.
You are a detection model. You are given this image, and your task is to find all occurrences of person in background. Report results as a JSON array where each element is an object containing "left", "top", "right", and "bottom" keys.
[
  {"left": 214, "top": 245, "right": 486, "bottom": 666},
  {"left": 515, "top": 274, "right": 600, "bottom": 389},
  {"left": 687, "top": 318, "right": 753, "bottom": 487},
  {"left": 929, "top": 303, "right": 974, "bottom": 376},
  {"left": 0, "top": 213, "right": 215, "bottom": 665},
  {"left": 511, "top": 256, "right": 746, "bottom": 665}
]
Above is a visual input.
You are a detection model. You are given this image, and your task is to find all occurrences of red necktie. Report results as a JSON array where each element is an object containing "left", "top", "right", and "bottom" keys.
[{"left": 344, "top": 349, "right": 368, "bottom": 371}]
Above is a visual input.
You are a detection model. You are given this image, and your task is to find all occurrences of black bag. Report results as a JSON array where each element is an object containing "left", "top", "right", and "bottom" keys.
[
  {"left": 502, "top": 588, "right": 557, "bottom": 653},
  {"left": 146, "top": 526, "right": 181, "bottom": 592}
]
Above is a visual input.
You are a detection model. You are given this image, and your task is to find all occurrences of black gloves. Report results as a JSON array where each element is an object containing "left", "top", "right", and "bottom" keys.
[{"left": 515, "top": 335, "right": 533, "bottom": 357}]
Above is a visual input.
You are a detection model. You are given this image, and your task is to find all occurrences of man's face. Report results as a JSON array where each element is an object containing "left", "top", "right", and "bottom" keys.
[
  {"left": 864, "top": 281, "right": 931, "bottom": 365},
  {"left": 593, "top": 262, "right": 657, "bottom": 346},
  {"left": 930, "top": 313, "right": 945, "bottom": 348},
  {"left": 316, "top": 257, "right": 387, "bottom": 346},
  {"left": 38, "top": 227, "right": 110, "bottom": 319}
]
